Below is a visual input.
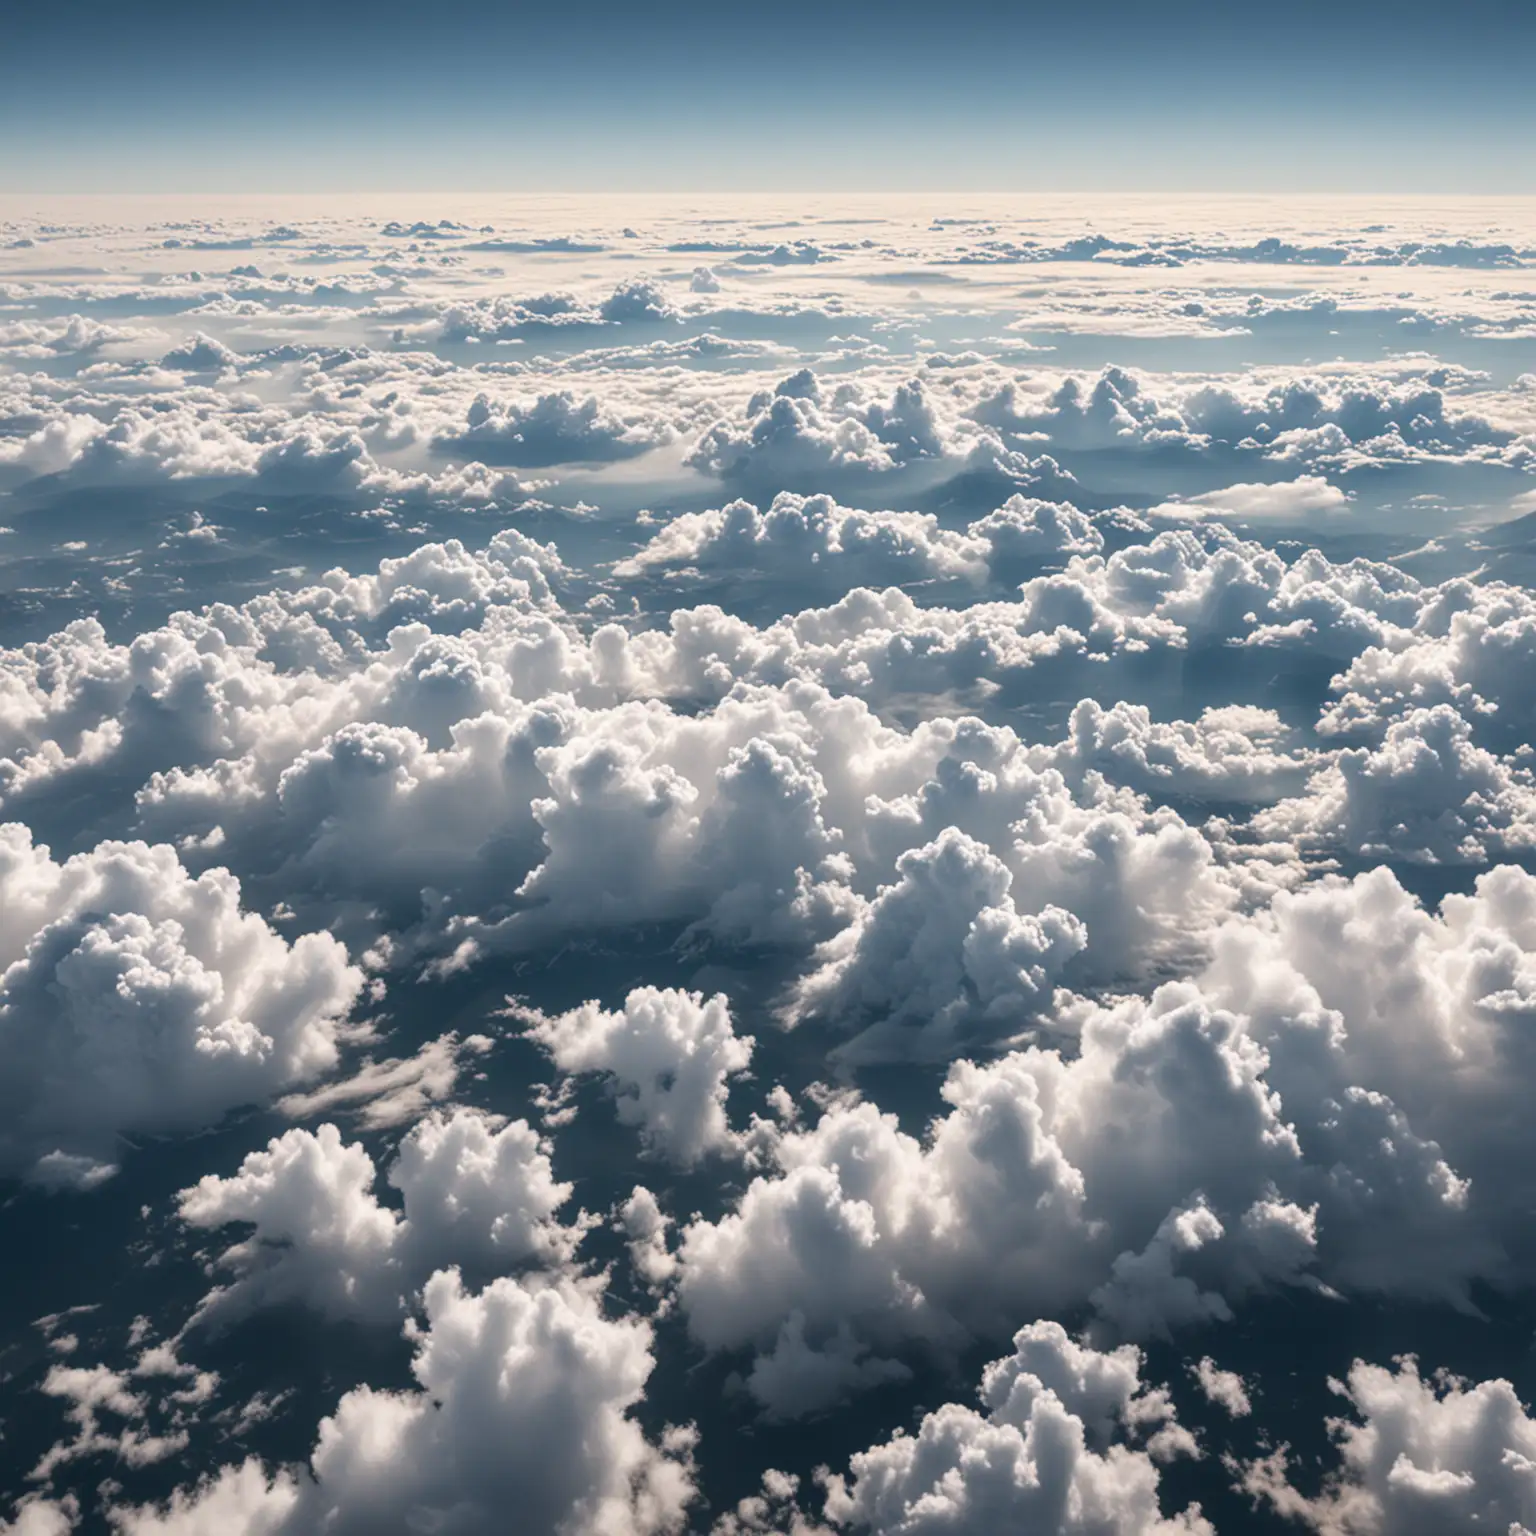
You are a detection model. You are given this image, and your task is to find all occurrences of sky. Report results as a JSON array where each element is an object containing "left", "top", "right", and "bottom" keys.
[{"left": 4, "top": 0, "right": 1535, "bottom": 191}]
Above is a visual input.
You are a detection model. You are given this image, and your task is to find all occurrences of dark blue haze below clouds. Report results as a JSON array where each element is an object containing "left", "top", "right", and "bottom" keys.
[{"left": 4, "top": 0, "right": 1535, "bottom": 190}]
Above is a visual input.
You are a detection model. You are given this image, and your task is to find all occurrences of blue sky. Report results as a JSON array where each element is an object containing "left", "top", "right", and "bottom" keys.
[{"left": 5, "top": 0, "right": 1534, "bottom": 190}]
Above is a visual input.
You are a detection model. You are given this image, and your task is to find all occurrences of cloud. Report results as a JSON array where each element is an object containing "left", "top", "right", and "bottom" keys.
[
  {"left": 160, "top": 334, "right": 241, "bottom": 373},
  {"left": 1238, "top": 1357, "right": 1536, "bottom": 1534},
  {"left": 686, "top": 373, "right": 986, "bottom": 488},
  {"left": 670, "top": 852, "right": 1536, "bottom": 1412},
  {"left": 1324, "top": 580, "right": 1536, "bottom": 742},
  {"left": 789, "top": 828, "right": 1086, "bottom": 1063},
  {"left": 818, "top": 1320, "right": 1207, "bottom": 1536},
  {"left": 0, "top": 827, "right": 362, "bottom": 1181},
  {"left": 435, "top": 390, "right": 672, "bottom": 467},
  {"left": 1198, "top": 862, "right": 1536, "bottom": 1292},
  {"left": 616, "top": 492, "right": 990, "bottom": 588},
  {"left": 1044, "top": 700, "right": 1313, "bottom": 803},
  {"left": 1191, "top": 1357, "right": 1251, "bottom": 1418},
  {"left": 968, "top": 363, "right": 1531, "bottom": 475},
  {"left": 615, "top": 492, "right": 1101, "bottom": 596},
  {"left": 0, "top": 1500, "right": 77, "bottom": 1536},
  {"left": 0, "top": 314, "right": 136, "bottom": 359},
  {"left": 671, "top": 985, "right": 1311, "bottom": 1413},
  {"left": 1255, "top": 703, "right": 1536, "bottom": 861},
  {"left": 10, "top": 196, "right": 1536, "bottom": 1536},
  {"left": 114, "top": 1268, "right": 697, "bottom": 1536},
  {"left": 1178, "top": 475, "right": 1350, "bottom": 522},
  {"left": 520, "top": 987, "right": 754, "bottom": 1168},
  {"left": 177, "top": 1109, "right": 582, "bottom": 1323},
  {"left": 599, "top": 279, "right": 681, "bottom": 324}
]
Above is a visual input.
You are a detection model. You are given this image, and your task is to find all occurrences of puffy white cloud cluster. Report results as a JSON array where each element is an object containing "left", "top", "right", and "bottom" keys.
[
  {"left": 1, "top": 530, "right": 564, "bottom": 813},
  {"left": 13, "top": 502, "right": 1532, "bottom": 869},
  {"left": 161, "top": 333, "right": 242, "bottom": 373},
  {"left": 436, "top": 389, "right": 674, "bottom": 467},
  {"left": 619, "top": 493, "right": 986, "bottom": 585},
  {"left": 9, "top": 194, "right": 1536, "bottom": 1536},
  {"left": 0, "top": 559, "right": 1235, "bottom": 975},
  {"left": 0, "top": 312, "right": 137, "bottom": 359},
  {"left": 1257, "top": 703, "right": 1536, "bottom": 861},
  {"left": 26, "top": 1333, "right": 219, "bottom": 1492},
  {"left": 687, "top": 373, "right": 991, "bottom": 486},
  {"left": 114, "top": 1267, "right": 697, "bottom": 1536},
  {"left": 521, "top": 988, "right": 754, "bottom": 1167},
  {"left": 426, "top": 277, "right": 680, "bottom": 342},
  {"left": 1045, "top": 700, "right": 1313, "bottom": 804},
  {"left": 616, "top": 492, "right": 1101, "bottom": 591},
  {"left": 666, "top": 992, "right": 1308, "bottom": 1415},
  {"left": 1239, "top": 1357, "right": 1536, "bottom": 1535},
  {"left": 939, "top": 229, "right": 1535, "bottom": 269},
  {"left": 177, "top": 1108, "right": 582, "bottom": 1322},
  {"left": 1324, "top": 578, "right": 1536, "bottom": 739},
  {"left": 789, "top": 829, "right": 1086, "bottom": 1063},
  {"left": 14, "top": 509, "right": 1536, "bottom": 1052},
  {"left": 0, "top": 827, "right": 362, "bottom": 1182},
  {"left": 969, "top": 363, "right": 1534, "bottom": 474},
  {"left": 1200, "top": 863, "right": 1536, "bottom": 1284},
  {"left": 0, "top": 1501, "right": 76, "bottom": 1536},
  {"left": 818, "top": 1321, "right": 1209, "bottom": 1536},
  {"left": 0, "top": 390, "right": 524, "bottom": 504},
  {"left": 662, "top": 858, "right": 1536, "bottom": 1414}
]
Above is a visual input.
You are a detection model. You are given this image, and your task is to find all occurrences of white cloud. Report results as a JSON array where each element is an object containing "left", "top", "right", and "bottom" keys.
[
  {"left": 1238, "top": 1357, "right": 1536, "bottom": 1535},
  {"left": 1256, "top": 703, "right": 1536, "bottom": 861},
  {"left": 436, "top": 389, "right": 672, "bottom": 467},
  {"left": 0, "top": 1500, "right": 78, "bottom": 1536},
  {"left": 615, "top": 493, "right": 990, "bottom": 587},
  {"left": 0, "top": 828, "right": 362, "bottom": 1181},
  {"left": 520, "top": 987, "right": 754, "bottom": 1167},
  {"left": 819, "top": 1320, "right": 1208, "bottom": 1535},
  {"left": 671, "top": 863, "right": 1536, "bottom": 1410},
  {"left": 177, "top": 1109, "right": 582, "bottom": 1322},
  {"left": 1179, "top": 475, "right": 1349, "bottom": 522},
  {"left": 789, "top": 828, "right": 1086, "bottom": 1063},
  {"left": 1191, "top": 1357, "right": 1251, "bottom": 1418},
  {"left": 10, "top": 195, "right": 1536, "bottom": 1536},
  {"left": 114, "top": 1268, "right": 697, "bottom": 1536}
]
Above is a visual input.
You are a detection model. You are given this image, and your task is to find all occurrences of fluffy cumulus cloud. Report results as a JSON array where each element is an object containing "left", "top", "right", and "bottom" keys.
[
  {"left": 520, "top": 988, "right": 754, "bottom": 1167},
  {"left": 617, "top": 493, "right": 989, "bottom": 587},
  {"left": 176, "top": 1107, "right": 582, "bottom": 1322},
  {"left": 667, "top": 985, "right": 1324, "bottom": 1415},
  {"left": 686, "top": 373, "right": 992, "bottom": 487},
  {"left": 1045, "top": 700, "right": 1313, "bottom": 804},
  {"left": 970, "top": 362, "right": 1534, "bottom": 474},
  {"left": 617, "top": 492, "right": 1101, "bottom": 593},
  {"left": 436, "top": 389, "right": 673, "bottom": 467},
  {"left": 0, "top": 828, "right": 362, "bottom": 1182},
  {"left": 1239, "top": 1357, "right": 1536, "bottom": 1534},
  {"left": 114, "top": 1267, "right": 697, "bottom": 1536},
  {"left": 666, "top": 855, "right": 1536, "bottom": 1411},
  {"left": 1197, "top": 862, "right": 1536, "bottom": 1287},
  {"left": 1256, "top": 703, "right": 1536, "bottom": 861},
  {"left": 819, "top": 1322, "right": 1208, "bottom": 1536},
  {"left": 789, "top": 828, "right": 1086, "bottom": 1062},
  {"left": 8, "top": 197, "right": 1536, "bottom": 1534},
  {"left": 1323, "top": 579, "right": 1536, "bottom": 742}
]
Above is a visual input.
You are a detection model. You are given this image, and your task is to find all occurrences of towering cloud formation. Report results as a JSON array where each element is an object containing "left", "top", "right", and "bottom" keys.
[
  {"left": 114, "top": 1269, "right": 697, "bottom": 1536},
  {"left": 4, "top": 197, "right": 1536, "bottom": 1536},
  {"left": 0, "top": 829, "right": 362, "bottom": 1183}
]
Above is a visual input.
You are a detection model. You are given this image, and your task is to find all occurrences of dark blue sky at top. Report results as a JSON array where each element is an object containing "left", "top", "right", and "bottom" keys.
[{"left": 3, "top": 0, "right": 1534, "bottom": 192}]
